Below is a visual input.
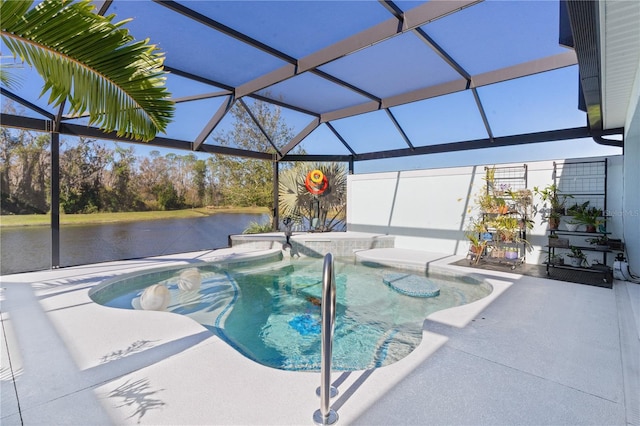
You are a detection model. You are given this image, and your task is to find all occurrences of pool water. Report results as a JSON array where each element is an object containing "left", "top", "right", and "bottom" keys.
[{"left": 94, "top": 256, "right": 491, "bottom": 371}]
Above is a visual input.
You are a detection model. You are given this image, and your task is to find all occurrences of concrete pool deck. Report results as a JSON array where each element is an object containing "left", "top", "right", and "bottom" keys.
[{"left": 1, "top": 247, "right": 638, "bottom": 425}]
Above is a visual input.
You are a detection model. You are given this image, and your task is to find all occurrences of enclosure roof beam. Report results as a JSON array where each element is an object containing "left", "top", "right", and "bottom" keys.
[
  {"left": 0, "top": 113, "right": 52, "bottom": 132},
  {"left": 173, "top": 90, "right": 233, "bottom": 104},
  {"left": 238, "top": 98, "right": 282, "bottom": 157},
  {"left": 353, "top": 127, "right": 599, "bottom": 161},
  {"left": 0, "top": 113, "right": 273, "bottom": 160},
  {"left": 1, "top": 88, "right": 55, "bottom": 120},
  {"left": 197, "top": 143, "right": 273, "bottom": 160},
  {"left": 193, "top": 94, "right": 236, "bottom": 151},
  {"left": 325, "top": 122, "right": 357, "bottom": 156},
  {"left": 249, "top": 93, "right": 319, "bottom": 117},
  {"left": 381, "top": 1, "right": 472, "bottom": 81},
  {"left": 156, "top": 0, "right": 379, "bottom": 104},
  {"left": 279, "top": 117, "right": 321, "bottom": 158},
  {"left": 385, "top": 109, "right": 414, "bottom": 149},
  {"left": 164, "top": 65, "right": 235, "bottom": 92},
  {"left": 236, "top": 0, "right": 481, "bottom": 97},
  {"left": 323, "top": 51, "right": 578, "bottom": 122},
  {"left": 4, "top": 112, "right": 621, "bottom": 162},
  {"left": 472, "top": 88, "right": 494, "bottom": 142},
  {"left": 280, "top": 154, "right": 354, "bottom": 162}
]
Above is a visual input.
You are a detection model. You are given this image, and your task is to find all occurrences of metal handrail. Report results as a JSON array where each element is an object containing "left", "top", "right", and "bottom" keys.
[{"left": 313, "top": 253, "right": 339, "bottom": 425}]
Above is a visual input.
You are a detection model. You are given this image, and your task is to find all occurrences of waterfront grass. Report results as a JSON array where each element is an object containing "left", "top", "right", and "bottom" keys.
[{"left": 0, "top": 206, "right": 270, "bottom": 228}]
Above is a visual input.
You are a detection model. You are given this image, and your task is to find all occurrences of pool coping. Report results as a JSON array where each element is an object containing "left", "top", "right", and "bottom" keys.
[{"left": 1, "top": 246, "right": 637, "bottom": 425}]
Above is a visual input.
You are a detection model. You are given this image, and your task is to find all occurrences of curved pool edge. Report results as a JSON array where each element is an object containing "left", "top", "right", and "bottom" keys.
[
  {"left": 89, "top": 248, "right": 283, "bottom": 304},
  {"left": 29, "top": 247, "right": 517, "bottom": 425},
  {"left": 89, "top": 246, "right": 503, "bottom": 374},
  {"left": 354, "top": 247, "right": 517, "bottom": 330}
]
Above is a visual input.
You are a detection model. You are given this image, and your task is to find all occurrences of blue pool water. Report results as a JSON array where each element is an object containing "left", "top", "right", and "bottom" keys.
[{"left": 91, "top": 255, "right": 491, "bottom": 371}]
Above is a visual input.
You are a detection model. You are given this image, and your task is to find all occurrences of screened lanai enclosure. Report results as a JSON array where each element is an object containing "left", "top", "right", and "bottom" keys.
[{"left": 1, "top": 0, "right": 638, "bottom": 274}]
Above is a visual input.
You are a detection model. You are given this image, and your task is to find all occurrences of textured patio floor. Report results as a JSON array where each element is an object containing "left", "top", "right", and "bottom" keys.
[{"left": 1, "top": 247, "right": 638, "bottom": 425}]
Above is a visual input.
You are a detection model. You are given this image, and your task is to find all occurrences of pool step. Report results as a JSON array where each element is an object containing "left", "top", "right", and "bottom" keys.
[{"left": 382, "top": 272, "right": 440, "bottom": 298}]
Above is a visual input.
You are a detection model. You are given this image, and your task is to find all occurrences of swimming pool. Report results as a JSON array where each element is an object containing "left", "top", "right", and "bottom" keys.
[{"left": 90, "top": 253, "right": 492, "bottom": 371}]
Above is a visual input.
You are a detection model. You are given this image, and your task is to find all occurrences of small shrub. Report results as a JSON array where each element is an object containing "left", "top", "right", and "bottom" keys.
[{"left": 243, "top": 219, "right": 273, "bottom": 234}]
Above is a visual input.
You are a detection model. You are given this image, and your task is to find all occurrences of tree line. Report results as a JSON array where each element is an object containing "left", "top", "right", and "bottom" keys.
[
  {"left": 0, "top": 130, "right": 265, "bottom": 214},
  {"left": 1, "top": 99, "right": 347, "bottom": 232},
  {"left": 1, "top": 100, "right": 291, "bottom": 215}
]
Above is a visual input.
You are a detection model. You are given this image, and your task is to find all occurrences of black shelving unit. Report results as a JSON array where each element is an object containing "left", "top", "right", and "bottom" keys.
[{"left": 545, "top": 159, "right": 616, "bottom": 286}]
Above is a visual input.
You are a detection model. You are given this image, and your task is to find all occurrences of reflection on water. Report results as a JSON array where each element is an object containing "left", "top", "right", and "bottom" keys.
[{"left": 0, "top": 213, "right": 266, "bottom": 275}]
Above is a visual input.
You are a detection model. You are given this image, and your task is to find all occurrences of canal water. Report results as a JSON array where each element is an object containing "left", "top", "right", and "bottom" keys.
[{"left": 1, "top": 213, "right": 267, "bottom": 275}]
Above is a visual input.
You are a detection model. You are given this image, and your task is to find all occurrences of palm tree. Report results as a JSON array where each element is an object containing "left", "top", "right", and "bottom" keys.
[
  {"left": 279, "top": 162, "right": 347, "bottom": 232},
  {"left": 0, "top": 0, "right": 174, "bottom": 141}
]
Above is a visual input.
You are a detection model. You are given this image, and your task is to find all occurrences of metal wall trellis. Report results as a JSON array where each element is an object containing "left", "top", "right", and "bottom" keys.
[{"left": 555, "top": 159, "right": 607, "bottom": 211}]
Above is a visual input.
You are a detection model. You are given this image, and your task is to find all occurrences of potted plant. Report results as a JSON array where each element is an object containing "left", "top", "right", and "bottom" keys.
[
  {"left": 505, "top": 188, "right": 535, "bottom": 229},
  {"left": 541, "top": 250, "right": 564, "bottom": 266},
  {"left": 534, "top": 184, "right": 571, "bottom": 230},
  {"left": 566, "top": 201, "right": 589, "bottom": 217},
  {"left": 477, "top": 193, "right": 508, "bottom": 214},
  {"left": 548, "top": 253, "right": 564, "bottom": 266},
  {"left": 465, "top": 219, "right": 487, "bottom": 264},
  {"left": 490, "top": 215, "right": 519, "bottom": 243},
  {"left": 564, "top": 201, "right": 587, "bottom": 231},
  {"left": 574, "top": 206, "right": 603, "bottom": 232},
  {"left": 586, "top": 235, "right": 609, "bottom": 250},
  {"left": 565, "top": 220, "right": 581, "bottom": 232},
  {"left": 548, "top": 233, "right": 569, "bottom": 248},
  {"left": 575, "top": 207, "right": 602, "bottom": 232},
  {"left": 466, "top": 234, "right": 486, "bottom": 264},
  {"left": 505, "top": 247, "right": 519, "bottom": 260},
  {"left": 490, "top": 246, "right": 505, "bottom": 258},
  {"left": 566, "top": 246, "right": 587, "bottom": 267}
]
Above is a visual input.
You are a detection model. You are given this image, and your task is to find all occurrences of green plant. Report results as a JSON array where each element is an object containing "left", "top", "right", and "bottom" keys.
[
  {"left": 466, "top": 217, "right": 487, "bottom": 235},
  {"left": 477, "top": 193, "right": 508, "bottom": 214},
  {"left": 466, "top": 233, "right": 486, "bottom": 264},
  {"left": 550, "top": 253, "right": 564, "bottom": 265},
  {"left": 566, "top": 246, "right": 587, "bottom": 267},
  {"left": 518, "top": 217, "right": 535, "bottom": 231},
  {"left": 541, "top": 249, "right": 564, "bottom": 265},
  {"left": 1, "top": 0, "right": 174, "bottom": 141},
  {"left": 278, "top": 162, "right": 347, "bottom": 232},
  {"left": 243, "top": 217, "right": 274, "bottom": 234},
  {"left": 534, "top": 183, "right": 557, "bottom": 208},
  {"left": 465, "top": 218, "right": 488, "bottom": 264},
  {"left": 484, "top": 166, "right": 496, "bottom": 189},
  {"left": 490, "top": 215, "right": 519, "bottom": 242},
  {"left": 534, "top": 184, "right": 572, "bottom": 229},
  {"left": 534, "top": 183, "right": 571, "bottom": 214},
  {"left": 566, "top": 201, "right": 590, "bottom": 216},
  {"left": 574, "top": 206, "right": 603, "bottom": 231},
  {"left": 505, "top": 188, "right": 533, "bottom": 218},
  {"left": 586, "top": 235, "right": 608, "bottom": 247}
]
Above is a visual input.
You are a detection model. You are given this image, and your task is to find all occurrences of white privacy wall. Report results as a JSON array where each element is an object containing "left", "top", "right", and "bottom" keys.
[
  {"left": 347, "top": 156, "right": 624, "bottom": 265},
  {"left": 347, "top": 167, "right": 482, "bottom": 255}
]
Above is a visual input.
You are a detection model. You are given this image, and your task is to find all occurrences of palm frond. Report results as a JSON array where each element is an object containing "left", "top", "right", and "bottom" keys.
[
  {"left": 0, "top": 67, "right": 22, "bottom": 89},
  {"left": 278, "top": 162, "right": 347, "bottom": 231},
  {"left": 0, "top": 0, "right": 174, "bottom": 141}
]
